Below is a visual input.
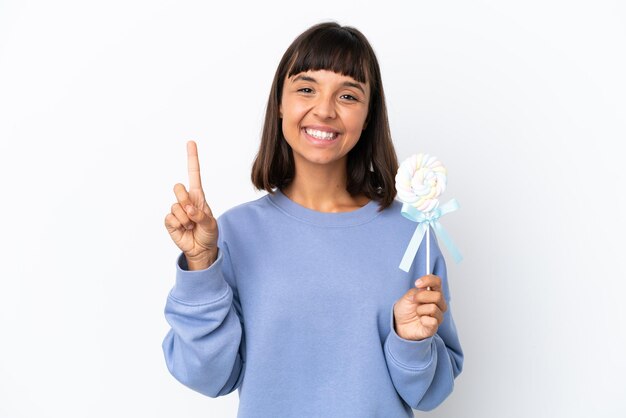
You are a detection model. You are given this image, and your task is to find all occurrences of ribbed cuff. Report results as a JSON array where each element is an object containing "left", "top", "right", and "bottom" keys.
[
  {"left": 385, "top": 304, "right": 435, "bottom": 370},
  {"left": 169, "top": 250, "right": 229, "bottom": 304}
]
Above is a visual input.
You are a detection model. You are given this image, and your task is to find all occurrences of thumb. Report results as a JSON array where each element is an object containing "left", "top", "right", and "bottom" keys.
[
  {"left": 185, "top": 204, "right": 208, "bottom": 224},
  {"left": 396, "top": 288, "right": 417, "bottom": 310},
  {"left": 404, "top": 288, "right": 420, "bottom": 304}
]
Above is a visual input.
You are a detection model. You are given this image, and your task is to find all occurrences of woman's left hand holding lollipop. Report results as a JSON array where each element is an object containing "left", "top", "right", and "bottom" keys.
[{"left": 393, "top": 275, "right": 448, "bottom": 341}]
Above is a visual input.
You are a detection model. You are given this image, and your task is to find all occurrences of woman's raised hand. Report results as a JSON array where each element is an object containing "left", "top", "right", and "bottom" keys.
[{"left": 164, "top": 141, "right": 219, "bottom": 270}]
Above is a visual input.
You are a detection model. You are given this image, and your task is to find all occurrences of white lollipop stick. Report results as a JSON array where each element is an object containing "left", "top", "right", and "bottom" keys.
[
  {"left": 426, "top": 225, "right": 430, "bottom": 275},
  {"left": 426, "top": 225, "right": 431, "bottom": 291}
]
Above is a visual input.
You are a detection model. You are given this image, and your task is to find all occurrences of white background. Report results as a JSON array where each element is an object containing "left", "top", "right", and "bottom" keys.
[{"left": 1, "top": 1, "right": 625, "bottom": 417}]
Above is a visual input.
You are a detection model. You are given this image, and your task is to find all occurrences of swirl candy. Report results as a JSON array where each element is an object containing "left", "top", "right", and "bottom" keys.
[
  {"left": 396, "top": 154, "right": 462, "bottom": 274},
  {"left": 395, "top": 153, "right": 447, "bottom": 213}
]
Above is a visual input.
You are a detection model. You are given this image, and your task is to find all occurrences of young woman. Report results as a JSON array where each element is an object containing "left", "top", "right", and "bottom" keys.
[{"left": 162, "top": 22, "right": 463, "bottom": 417}]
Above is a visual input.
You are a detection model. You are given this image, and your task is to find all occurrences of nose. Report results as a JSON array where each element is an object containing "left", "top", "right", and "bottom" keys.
[{"left": 313, "top": 94, "right": 336, "bottom": 119}]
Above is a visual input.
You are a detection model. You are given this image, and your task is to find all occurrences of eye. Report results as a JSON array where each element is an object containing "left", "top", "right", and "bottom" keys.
[
  {"left": 297, "top": 87, "right": 313, "bottom": 94},
  {"left": 340, "top": 94, "right": 358, "bottom": 102}
]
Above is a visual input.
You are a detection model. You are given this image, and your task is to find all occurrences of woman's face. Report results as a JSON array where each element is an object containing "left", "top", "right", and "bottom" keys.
[{"left": 279, "top": 69, "right": 370, "bottom": 171}]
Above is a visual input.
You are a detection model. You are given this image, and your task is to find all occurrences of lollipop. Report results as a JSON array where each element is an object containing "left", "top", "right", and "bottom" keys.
[{"left": 395, "top": 153, "right": 463, "bottom": 274}]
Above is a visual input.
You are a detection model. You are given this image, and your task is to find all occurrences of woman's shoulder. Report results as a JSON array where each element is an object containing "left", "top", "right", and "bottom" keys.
[
  {"left": 376, "top": 198, "right": 420, "bottom": 226},
  {"left": 217, "top": 193, "right": 272, "bottom": 222}
]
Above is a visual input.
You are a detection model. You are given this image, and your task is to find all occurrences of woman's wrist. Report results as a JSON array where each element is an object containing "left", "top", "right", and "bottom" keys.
[{"left": 185, "top": 249, "right": 218, "bottom": 271}]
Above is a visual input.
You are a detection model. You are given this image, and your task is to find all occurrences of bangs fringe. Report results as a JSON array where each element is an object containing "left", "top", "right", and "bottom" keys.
[{"left": 286, "top": 29, "right": 369, "bottom": 83}]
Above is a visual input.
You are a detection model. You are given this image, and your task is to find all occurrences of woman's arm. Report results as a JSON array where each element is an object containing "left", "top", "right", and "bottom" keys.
[
  {"left": 162, "top": 238, "right": 246, "bottom": 397},
  {"left": 384, "top": 240, "right": 464, "bottom": 411}
]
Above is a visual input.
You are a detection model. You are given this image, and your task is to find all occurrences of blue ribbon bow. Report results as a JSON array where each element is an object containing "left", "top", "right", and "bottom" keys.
[{"left": 399, "top": 199, "right": 463, "bottom": 272}]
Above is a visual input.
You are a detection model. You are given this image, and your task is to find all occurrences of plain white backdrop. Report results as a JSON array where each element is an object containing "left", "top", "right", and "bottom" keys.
[{"left": 1, "top": 0, "right": 625, "bottom": 417}]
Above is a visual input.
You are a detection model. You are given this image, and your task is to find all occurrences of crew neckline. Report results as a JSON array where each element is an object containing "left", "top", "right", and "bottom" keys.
[{"left": 266, "top": 188, "right": 382, "bottom": 227}]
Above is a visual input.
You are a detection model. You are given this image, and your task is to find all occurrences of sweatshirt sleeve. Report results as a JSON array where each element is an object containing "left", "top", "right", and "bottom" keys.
[
  {"left": 161, "top": 233, "right": 245, "bottom": 398},
  {"left": 383, "top": 235, "right": 464, "bottom": 411}
]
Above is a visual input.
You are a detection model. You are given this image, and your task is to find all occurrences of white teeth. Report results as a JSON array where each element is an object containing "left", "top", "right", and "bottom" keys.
[{"left": 305, "top": 128, "right": 337, "bottom": 140}]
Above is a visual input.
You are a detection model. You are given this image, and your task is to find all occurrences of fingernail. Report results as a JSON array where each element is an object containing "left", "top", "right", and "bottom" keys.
[
  {"left": 414, "top": 279, "right": 423, "bottom": 287},
  {"left": 185, "top": 205, "right": 194, "bottom": 214},
  {"left": 186, "top": 224, "right": 194, "bottom": 230}
]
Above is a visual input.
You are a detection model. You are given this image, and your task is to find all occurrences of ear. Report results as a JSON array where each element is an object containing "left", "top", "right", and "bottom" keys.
[{"left": 279, "top": 103, "right": 283, "bottom": 119}]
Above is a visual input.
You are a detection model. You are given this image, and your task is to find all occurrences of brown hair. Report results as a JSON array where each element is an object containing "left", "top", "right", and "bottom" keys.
[{"left": 251, "top": 21, "right": 399, "bottom": 211}]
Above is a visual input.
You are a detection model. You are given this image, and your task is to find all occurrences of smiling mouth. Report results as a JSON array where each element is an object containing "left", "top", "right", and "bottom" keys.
[{"left": 303, "top": 128, "right": 339, "bottom": 141}]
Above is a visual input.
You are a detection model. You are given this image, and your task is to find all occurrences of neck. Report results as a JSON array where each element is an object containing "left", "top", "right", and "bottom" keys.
[{"left": 282, "top": 157, "right": 369, "bottom": 212}]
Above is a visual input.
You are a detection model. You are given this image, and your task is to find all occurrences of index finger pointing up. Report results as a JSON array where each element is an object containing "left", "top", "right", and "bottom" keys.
[{"left": 187, "top": 140, "right": 203, "bottom": 190}]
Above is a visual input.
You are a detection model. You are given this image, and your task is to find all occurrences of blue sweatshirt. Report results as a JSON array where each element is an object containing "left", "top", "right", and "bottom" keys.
[{"left": 162, "top": 189, "right": 463, "bottom": 417}]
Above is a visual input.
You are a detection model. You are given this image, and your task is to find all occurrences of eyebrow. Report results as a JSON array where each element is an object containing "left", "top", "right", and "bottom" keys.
[{"left": 292, "top": 75, "right": 366, "bottom": 95}]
